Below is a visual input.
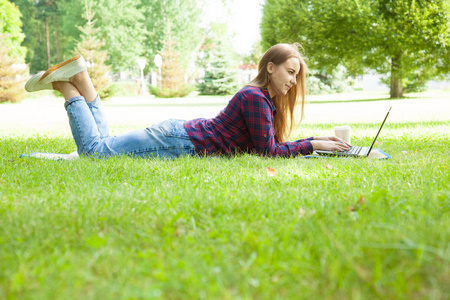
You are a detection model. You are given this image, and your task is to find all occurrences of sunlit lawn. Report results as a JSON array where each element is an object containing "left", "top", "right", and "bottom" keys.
[{"left": 0, "top": 94, "right": 449, "bottom": 298}]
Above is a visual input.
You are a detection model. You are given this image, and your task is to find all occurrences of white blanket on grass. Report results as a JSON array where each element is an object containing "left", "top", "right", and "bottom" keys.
[
  {"left": 20, "top": 151, "right": 79, "bottom": 161},
  {"left": 20, "top": 149, "right": 391, "bottom": 161}
]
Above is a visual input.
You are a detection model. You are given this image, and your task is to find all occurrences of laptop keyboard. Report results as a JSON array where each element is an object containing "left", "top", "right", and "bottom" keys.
[
  {"left": 339, "top": 146, "right": 371, "bottom": 156},
  {"left": 341, "top": 146, "right": 362, "bottom": 155}
]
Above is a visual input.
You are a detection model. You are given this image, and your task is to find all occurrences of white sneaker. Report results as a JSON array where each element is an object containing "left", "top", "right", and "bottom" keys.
[
  {"left": 24, "top": 55, "right": 88, "bottom": 93},
  {"left": 25, "top": 71, "right": 52, "bottom": 92},
  {"left": 39, "top": 54, "right": 87, "bottom": 84}
]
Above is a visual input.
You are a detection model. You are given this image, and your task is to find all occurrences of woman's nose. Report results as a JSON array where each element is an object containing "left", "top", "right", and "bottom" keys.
[{"left": 291, "top": 76, "right": 297, "bottom": 85}]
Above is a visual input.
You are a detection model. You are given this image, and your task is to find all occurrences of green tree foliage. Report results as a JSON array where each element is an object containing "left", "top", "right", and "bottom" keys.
[
  {"left": 0, "top": 0, "right": 26, "bottom": 58},
  {"left": 151, "top": 39, "right": 192, "bottom": 98},
  {"left": 198, "top": 41, "right": 240, "bottom": 95},
  {"left": 12, "top": 0, "right": 145, "bottom": 73},
  {"left": 139, "top": 0, "right": 203, "bottom": 71},
  {"left": 306, "top": 66, "right": 352, "bottom": 95},
  {"left": 13, "top": 0, "right": 203, "bottom": 81},
  {"left": 0, "top": 34, "right": 27, "bottom": 103},
  {"left": 10, "top": 0, "right": 42, "bottom": 72},
  {"left": 57, "top": 0, "right": 86, "bottom": 57},
  {"left": 59, "top": 0, "right": 146, "bottom": 72},
  {"left": 0, "top": 0, "right": 26, "bottom": 103},
  {"left": 35, "top": 0, "right": 58, "bottom": 68},
  {"left": 241, "top": 40, "right": 263, "bottom": 68},
  {"left": 197, "top": 23, "right": 240, "bottom": 95},
  {"left": 74, "top": 0, "right": 112, "bottom": 99},
  {"left": 261, "top": 0, "right": 450, "bottom": 98},
  {"left": 11, "top": 0, "right": 81, "bottom": 73},
  {"left": 92, "top": 0, "right": 145, "bottom": 72}
]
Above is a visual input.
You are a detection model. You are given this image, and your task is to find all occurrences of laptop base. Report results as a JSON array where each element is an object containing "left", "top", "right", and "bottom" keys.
[{"left": 316, "top": 146, "right": 370, "bottom": 157}]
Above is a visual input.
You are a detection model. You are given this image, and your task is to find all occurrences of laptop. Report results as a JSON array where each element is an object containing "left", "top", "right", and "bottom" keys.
[{"left": 316, "top": 107, "right": 391, "bottom": 157}]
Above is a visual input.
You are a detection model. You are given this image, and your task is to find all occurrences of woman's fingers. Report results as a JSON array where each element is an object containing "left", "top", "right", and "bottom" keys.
[
  {"left": 312, "top": 140, "right": 352, "bottom": 151},
  {"left": 333, "top": 137, "right": 352, "bottom": 147},
  {"left": 333, "top": 141, "right": 351, "bottom": 151}
]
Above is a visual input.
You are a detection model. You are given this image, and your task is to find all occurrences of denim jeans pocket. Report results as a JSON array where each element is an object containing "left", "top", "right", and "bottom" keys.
[{"left": 159, "top": 119, "right": 190, "bottom": 139}]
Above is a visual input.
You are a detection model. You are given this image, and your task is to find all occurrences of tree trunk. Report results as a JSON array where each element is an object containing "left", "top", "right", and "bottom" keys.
[
  {"left": 390, "top": 54, "right": 403, "bottom": 98},
  {"left": 390, "top": 75, "right": 403, "bottom": 98},
  {"left": 56, "top": 17, "right": 60, "bottom": 63},
  {"left": 45, "top": 17, "right": 51, "bottom": 68}
]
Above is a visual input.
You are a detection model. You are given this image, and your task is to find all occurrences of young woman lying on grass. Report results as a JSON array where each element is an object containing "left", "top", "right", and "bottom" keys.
[{"left": 25, "top": 43, "right": 351, "bottom": 159}]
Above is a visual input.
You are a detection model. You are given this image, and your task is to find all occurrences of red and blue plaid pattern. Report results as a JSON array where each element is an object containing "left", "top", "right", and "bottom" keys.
[{"left": 184, "top": 86, "right": 314, "bottom": 157}]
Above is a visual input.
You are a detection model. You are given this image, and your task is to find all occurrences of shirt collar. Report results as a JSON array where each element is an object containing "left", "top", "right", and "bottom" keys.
[{"left": 260, "top": 87, "right": 276, "bottom": 114}]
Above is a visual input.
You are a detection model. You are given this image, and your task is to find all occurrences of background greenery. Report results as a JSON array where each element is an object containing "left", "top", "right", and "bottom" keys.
[
  {"left": 2, "top": 0, "right": 450, "bottom": 102},
  {"left": 261, "top": 0, "right": 450, "bottom": 98},
  {"left": 0, "top": 0, "right": 27, "bottom": 102},
  {"left": 9, "top": 0, "right": 203, "bottom": 74}
]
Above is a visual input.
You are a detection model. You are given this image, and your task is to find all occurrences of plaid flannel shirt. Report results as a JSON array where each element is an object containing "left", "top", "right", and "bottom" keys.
[{"left": 184, "top": 86, "right": 314, "bottom": 157}]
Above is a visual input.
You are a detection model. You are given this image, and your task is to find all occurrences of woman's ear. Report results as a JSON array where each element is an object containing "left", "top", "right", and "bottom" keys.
[{"left": 267, "top": 62, "right": 275, "bottom": 74}]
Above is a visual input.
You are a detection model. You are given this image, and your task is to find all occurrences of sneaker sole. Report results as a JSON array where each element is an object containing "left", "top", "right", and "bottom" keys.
[
  {"left": 39, "top": 54, "right": 82, "bottom": 82},
  {"left": 25, "top": 71, "right": 52, "bottom": 92}
]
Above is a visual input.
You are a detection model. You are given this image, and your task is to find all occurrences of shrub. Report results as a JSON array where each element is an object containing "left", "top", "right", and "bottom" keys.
[
  {"left": 307, "top": 65, "right": 352, "bottom": 95},
  {"left": 150, "top": 84, "right": 194, "bottom": 98},
  {"left": 198, "top": 42, "right": 239, "bottom": 96},
  {"left": 111, "top": 81, "right": 140, "bottom": 97},
  {"left": 0, "top": 34, "right": 27, "bottom": 103},
  {"left": 155, "top": 39, "right": 192, "bottom": 98},
  {"left": 73, "top": 4, "right": 112, "bottom": 100}
]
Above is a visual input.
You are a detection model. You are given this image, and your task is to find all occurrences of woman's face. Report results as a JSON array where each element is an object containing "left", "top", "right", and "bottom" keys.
[{"left": 267, "top": 57, "right": 300, "bottom": 97}]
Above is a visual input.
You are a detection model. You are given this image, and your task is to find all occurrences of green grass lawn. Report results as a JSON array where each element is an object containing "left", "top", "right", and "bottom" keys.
[{"left": 0, "top": 120, "right": 449, "bottom": 299}]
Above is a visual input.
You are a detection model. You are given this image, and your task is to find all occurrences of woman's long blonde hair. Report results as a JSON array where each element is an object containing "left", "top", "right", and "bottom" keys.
[{"left": 248, "top": 43, "right": 307, "bottom": 142}]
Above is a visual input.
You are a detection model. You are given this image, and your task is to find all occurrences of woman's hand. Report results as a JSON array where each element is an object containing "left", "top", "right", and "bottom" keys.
[
  {"left": 314, "top": 136, "right": 351, "bottom": 144},
  {"left": 310, "top": 136, "right": 352, "bottom": 152}
]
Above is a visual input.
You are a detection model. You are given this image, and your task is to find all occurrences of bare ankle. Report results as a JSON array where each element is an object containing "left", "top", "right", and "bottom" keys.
[
  {"left": 54, "top": 81, "right": 81, "bottom": 101},
  {"left": 69, "top": 70, "right": 87, "bottom": 85},
  {"left": 68, "top": 70, "right": 97, "bottom": 101},
  {"left": 52, "top": 81, "right": 63, "bottom": 91}
]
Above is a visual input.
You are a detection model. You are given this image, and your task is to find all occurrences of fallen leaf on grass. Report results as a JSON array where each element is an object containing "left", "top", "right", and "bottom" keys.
[
  {"left": 358, "top": 195, "right": 366, "bottom": 205},
  {"left": 266, "top": 167, "right": 276, "bottom": 177},
  {"left": 346, "top": 195, "right": 367, "bottom": 212},
  {"left": 298, "top": 207, "right": 306, "bottom": 218},
  {"left": 325, "top": 164, "right": 333, "bottom": 170}
]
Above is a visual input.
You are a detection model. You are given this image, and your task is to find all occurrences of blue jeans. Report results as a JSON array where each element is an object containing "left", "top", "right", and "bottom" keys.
[{"left": 64, "top": 95, "right": 196, "bottom": 159}]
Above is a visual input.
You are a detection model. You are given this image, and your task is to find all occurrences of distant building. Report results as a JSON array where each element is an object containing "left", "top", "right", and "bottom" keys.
[
  {"left": 237, "top": 63, "right": 258, "bottom": 86},
  {"left": 360, "top": 72, "right": 389, "bottom": 92},
  {"left": 427, "top": 79, "right": 450, "bottom": 90}
]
